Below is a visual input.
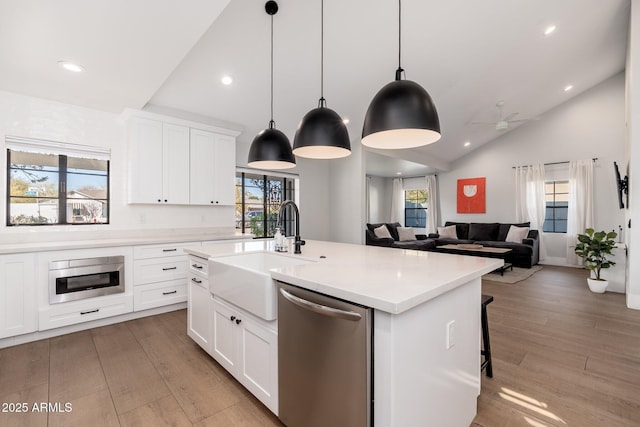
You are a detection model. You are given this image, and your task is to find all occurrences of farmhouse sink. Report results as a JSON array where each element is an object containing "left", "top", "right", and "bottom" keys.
[{"left": 209, "top": 252, "right": 315, "bottom": 320}]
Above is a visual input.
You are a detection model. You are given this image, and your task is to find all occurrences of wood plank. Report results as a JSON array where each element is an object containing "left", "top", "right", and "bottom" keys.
[
  {"left": 0, "top": 382, "right": 48, "bottom": 427},
  {"left": 195, "top": 399, "right": 284, "bottom": 427},
  {"left": 118, "top": 395, "right": 191, "bottom": 427},
  {"left": 0, "top": 339, "right": 49, "bottom": 395},
  {"left": 48, "top": 389, "right": 119, "bottom": 427}
]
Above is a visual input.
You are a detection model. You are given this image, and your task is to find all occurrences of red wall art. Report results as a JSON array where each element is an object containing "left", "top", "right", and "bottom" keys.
[{"left": 457, "top": 177, "right": 486, "bottom": 214}]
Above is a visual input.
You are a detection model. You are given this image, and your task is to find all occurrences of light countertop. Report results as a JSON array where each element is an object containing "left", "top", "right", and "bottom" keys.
[{"left": 185, "top": 239, "right": 502, "bottom": 314}]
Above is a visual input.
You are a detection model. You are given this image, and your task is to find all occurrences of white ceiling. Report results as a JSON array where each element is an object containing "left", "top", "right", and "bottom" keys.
[{"left": 0, "top": 0, "right": 630, "bottom": 175}]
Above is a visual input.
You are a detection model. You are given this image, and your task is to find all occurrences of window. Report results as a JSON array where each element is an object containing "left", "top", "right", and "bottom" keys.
[
  {"left": 6, "top": 138, "right": 110, "bottom": 226},
  {"left": 404, "top": 189, "right": 427, "bottom": 228},
  {"left": 235, "top": 171, "right": 296, "bottom": 238},
  {"left": 543, "top": 181, "right": 568, "bottom": 233}
]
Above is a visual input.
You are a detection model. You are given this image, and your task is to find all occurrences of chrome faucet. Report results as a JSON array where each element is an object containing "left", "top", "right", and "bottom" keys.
[{"left": 277, "top": 200, "right": 305, "bottom": 254}]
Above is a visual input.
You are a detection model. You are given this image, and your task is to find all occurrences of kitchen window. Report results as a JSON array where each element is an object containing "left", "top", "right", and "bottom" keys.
[
  {"left": 6, "top": 136, "right": 110, "bottom": 226},
  {"left": 235, "top": 171, "right": 297, "bottom": 238},
  {"left": 543, "top": 180, "right": 568, "bottom": 233},
  {"left": 404, "top": 189, "right": 428, "bottom": 228}
]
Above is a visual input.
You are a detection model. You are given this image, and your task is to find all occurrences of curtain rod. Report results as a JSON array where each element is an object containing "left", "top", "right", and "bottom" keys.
[{"left": 512, "top": 158, "right": 598, "bottom": 169}]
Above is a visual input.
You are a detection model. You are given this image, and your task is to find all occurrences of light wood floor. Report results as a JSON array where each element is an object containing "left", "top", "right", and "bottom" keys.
[{"left": 1, "top": 265, "right": 639, "bottom": 426}]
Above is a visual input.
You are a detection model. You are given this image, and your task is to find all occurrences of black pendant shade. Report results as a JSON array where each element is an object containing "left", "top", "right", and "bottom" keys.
[
  {"left": 247, "top": 1, "right": 296, "bottom": 170},
  {"left": 362, "top": 75, "right": 441, "bottom": 149},
  {"left": 248, "top": 122, "right": 296, "bottom": 170},
  {"left": 293, "top": 101, "right": 351, "bottom": 159},
  {"left": 361, "top": 0, "right": 441, "bottom": 149}
]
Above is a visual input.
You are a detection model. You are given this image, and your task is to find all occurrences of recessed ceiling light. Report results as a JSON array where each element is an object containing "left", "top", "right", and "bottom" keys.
[
  {"left": 544, "top": 25, "right": 556, "bottom": 36},
  {"left": 342, "top": 118, "right": 350, "bottom": 125},
  {"left": 464, "top": 141, "right": 471, "bottom": 147},
  {"left": 564, "top": 84, "right": 574, "bottom": 92},
  {"left": 221, "top": 75, "right": 233, "bottom": 85},
  {"left": 58, "top": 61, "right": 85, "bottom": 73}
]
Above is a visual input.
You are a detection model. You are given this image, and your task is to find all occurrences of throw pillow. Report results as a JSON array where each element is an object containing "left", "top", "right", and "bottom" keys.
[
  {"left": 437, "top": 225, "right": 458, "bottom": 239},
  {"left": 374, "top": 224, "right": 393, "bottom": 239},
  {"left": 505, "top": 225, "right": 530, "bottom": 243},
  {"left": 397, "top": 227, "right": 416, "bottom": 241}
]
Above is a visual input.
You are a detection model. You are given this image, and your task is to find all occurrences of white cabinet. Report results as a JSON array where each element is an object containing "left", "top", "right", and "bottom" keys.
[
  {"left": 190, "top": 129, "right": 236, "bottom": 206},
  {"left": 0, "top": 254, "right": 37, "bottom": 339},
  {"left": 127, "top": 111, "right": 237, "bottom": 206},
  {"left": 211, "top": 296, "right": 278, "bottom": 414},
  {"left": 127, "top": 118, "right": 190, "bottom": 204},
  {"left": 187, "top": 255, "right": 210, "bottom": 351},
  {"left": 132, "top": 242, "right": 198, "bottom": 311}
]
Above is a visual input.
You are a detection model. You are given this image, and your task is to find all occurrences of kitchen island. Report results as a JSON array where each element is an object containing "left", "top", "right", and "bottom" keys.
[{"left": 185, "top": 239, "right": 502, "bottom": 427}]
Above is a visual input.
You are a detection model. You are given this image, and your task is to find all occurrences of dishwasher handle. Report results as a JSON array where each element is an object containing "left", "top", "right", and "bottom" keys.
[{"left": 279, "top": 288, "right": 362, "bottom": 321}]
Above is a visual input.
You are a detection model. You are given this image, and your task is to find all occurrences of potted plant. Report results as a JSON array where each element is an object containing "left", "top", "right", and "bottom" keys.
[{"left": 574, "top": 228, "right": 617, "bottom": 293}]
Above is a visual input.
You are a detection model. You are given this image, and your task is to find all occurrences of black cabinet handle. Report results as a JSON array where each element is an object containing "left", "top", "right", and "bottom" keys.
[
  {"left": 164, "top": 199, "right": 168, "bottom": 203},
  {"left": 192, "top": 264, "right": 203, "bottom": 269},
  {"left": 162, "top": 249, "right": 177, "bottom": 252},
  {"left": 191, "top": 277, "right": 202, "bottom": 284},
  {"left": 81, "top": 308, "right": 99, "bottom": 315},
  {"left": 162, "top": 290, "right": 177, "bottom": 295},
  {"left": 230, "top": 315, "right": 236, "bottom": 321},
  {"left": 162, "top": 266, "right": 177, "bottom": 271},
  {"left": 157, "top": 199, "right": 161, "bottom": 203},
  {"left": 235, "top": 318, "right": 242, "bottom": 325}
]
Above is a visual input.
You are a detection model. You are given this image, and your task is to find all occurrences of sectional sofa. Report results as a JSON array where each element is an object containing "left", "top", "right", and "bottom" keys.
[{"left": 365, "top": 221, "right": 539, "bottom": 268}]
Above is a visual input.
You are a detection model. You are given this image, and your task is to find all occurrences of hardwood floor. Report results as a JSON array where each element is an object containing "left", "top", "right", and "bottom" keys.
[{"left": 1, "top": 265, "right": 639, "bottom": 426}]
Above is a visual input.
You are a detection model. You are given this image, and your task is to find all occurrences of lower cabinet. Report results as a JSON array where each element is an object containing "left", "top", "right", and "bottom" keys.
[
  {"left": 0, "top": 253, "right": 37, "bottom": 339},
  {"left": 211, "top": 296, "right": 278, "bottom": 415},
  {"left": 187, "top": 273, "right": 211, "bottom": 351}
]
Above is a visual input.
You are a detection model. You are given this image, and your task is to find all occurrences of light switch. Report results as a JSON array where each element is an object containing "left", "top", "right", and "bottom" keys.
[{"left": 446, "top": 320, "right": 455, "bottom": 349}]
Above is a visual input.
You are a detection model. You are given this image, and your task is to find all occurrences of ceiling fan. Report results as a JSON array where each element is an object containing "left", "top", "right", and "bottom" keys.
[{"left": 472, "top": 100, "right": 535, "bottom": 131}]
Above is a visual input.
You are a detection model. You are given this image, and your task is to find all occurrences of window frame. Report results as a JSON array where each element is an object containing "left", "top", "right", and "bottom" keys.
[
  {"left": 6, "top": 141, "right": 110, "bottom": 227},
  {"left": 404, "top": 188, "right": 428, "bottom": 229},
  {"left": 543, "top": 180, "right": 568, "bottom": 233},
  {"left": 236, "top": 171, "right": 297, "bottom": 238}
]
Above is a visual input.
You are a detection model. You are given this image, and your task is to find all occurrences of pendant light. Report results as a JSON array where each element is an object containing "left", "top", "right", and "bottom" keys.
[
  {"left": 292, "top": 0, "right": 351, "bottom": 159},
  {"left": 248, "top": 1, "right": 296, "bottom": 169},
  {"left": 361, "top": 0, "right": 441, "bottom": 149}
]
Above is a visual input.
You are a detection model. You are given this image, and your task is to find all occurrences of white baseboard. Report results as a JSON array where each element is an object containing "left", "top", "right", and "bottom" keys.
[
  {"left": 539, "top": 257, "right": 582, "bottom": 268},
  {"left": 627, "top": 294, "right": 640, "bottom": 310}
]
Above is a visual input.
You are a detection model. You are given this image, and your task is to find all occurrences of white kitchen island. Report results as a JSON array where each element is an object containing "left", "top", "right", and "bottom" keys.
[{"left": 185, "top": 239, "right": 502, "bottom": 427}]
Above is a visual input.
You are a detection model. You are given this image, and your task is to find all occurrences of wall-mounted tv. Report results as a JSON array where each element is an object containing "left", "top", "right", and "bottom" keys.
[{"left": 614, "top": 161, "right": 628, "bottom": 209}]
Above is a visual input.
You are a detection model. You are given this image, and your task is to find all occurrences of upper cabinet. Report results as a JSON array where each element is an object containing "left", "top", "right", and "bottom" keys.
[{"left": 126, "top": 110, "right": 239, "bottom": 206}]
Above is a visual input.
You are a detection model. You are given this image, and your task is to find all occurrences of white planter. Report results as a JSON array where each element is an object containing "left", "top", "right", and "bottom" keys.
[{"left": 587, "top": 278, "right": 608, "bottom": 293}]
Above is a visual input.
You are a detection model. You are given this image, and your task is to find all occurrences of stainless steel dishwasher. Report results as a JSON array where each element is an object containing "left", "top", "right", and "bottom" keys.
[{"left": 277, "top": 282, "right": 373, "bottom": 427}]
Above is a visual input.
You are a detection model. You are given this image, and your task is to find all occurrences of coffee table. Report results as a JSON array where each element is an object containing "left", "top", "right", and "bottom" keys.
[{"left": 434, "top": 244, "right": 513, "bottom": 276}]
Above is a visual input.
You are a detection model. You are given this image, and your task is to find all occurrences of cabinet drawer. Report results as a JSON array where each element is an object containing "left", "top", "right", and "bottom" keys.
[
  {"left": 134, "top": 256, "right": 188, "bottom": 285},
  {"left": 39, "top": 294, "right": 133, "bottom": 331},
  {"left": 133, "top": 242, "right": 200, "bottom": 260},
  {"left": 189, "top": 255, "right": 209, "bottom": 276},
  {"left": 134, "top": 280, "right": 187, "bottom": 311}
]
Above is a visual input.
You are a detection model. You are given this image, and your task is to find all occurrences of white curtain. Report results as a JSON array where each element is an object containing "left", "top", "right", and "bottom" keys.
[
  {"left": 515, "top": 164, "right": 547, "bottom": 260},
  {"left": 425, "top": 175, "right": 438, "bottom": 234},
  {"left": 566, "top": 160, "right": 594, "bottom": 265},
  {"left": 390, "top": 178, "right": 404, "bottom": 224}
]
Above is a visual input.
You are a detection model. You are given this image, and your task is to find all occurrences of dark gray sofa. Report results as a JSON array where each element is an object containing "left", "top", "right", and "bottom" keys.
[
  {"left": 429, "top": 221, "right": 540, "bottom": 268},
  {"left": 365, "top": 222, "right": 436, "bottom": 251}
]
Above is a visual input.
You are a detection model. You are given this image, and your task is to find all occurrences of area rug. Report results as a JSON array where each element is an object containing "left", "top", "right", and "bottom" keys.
[{"left": 483, "top": 265, "right": 543, "bottom": 284}]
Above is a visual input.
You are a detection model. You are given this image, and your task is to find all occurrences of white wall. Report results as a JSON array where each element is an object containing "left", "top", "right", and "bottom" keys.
[
  {"left": 438, "top": 72, "right": 626, "bottom": 266},
  {"left": 368, "top": 176, "right": 392, "bottom": 223},
  {"left": 625, "top": 0, "right": 640, "bottom": 310},
  {"left": 0, "top": 90, "right": 235, "bottom": 242}
]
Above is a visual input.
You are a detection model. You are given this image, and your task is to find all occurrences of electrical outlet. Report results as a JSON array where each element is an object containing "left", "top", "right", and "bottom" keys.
[{"left": 446, "top": 320, "right": 455, "bottom": 349}]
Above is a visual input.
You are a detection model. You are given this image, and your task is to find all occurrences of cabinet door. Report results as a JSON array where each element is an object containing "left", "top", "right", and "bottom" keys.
[
  {"left": 238, "top": 316, "right": 279, "bottom": 414},
  {"left": 0, "top": 254, "right": 36, "bottom": 339},
  {"left": 211, "top": 297, "right": 239, "bottom": 374},
  {"left": 128, "top": 117, "right": 164, "bottom": 203},
  {"left": 187, "top": 278, "right": 210, "bottom": 351},
  {"left": 189, "top": 129, "right": 216, "bottom": 205},
  {"left": 213, "top": 134, "right": 236, "bottom": 206},
  {"left": 163, "top": 123, "right": 190, "bottom": 204}
]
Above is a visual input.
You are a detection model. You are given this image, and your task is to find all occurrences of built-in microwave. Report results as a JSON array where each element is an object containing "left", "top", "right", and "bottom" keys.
[{"left": 48, "top": 256, "right": 125, "bottom": 304}]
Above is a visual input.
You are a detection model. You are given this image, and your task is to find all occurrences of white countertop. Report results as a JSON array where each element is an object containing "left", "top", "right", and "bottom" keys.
[
  {"left": 186, "top": 239, "right": 502, "bottom": 314},
  {"left": 0, "top": 230, "right": 251, "bottom": 254}
]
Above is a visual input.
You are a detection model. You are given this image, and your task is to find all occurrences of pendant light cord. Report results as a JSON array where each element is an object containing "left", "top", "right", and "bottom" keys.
[
  {"left": 395, "top": 0, "right": 404, "bottom": 81},
  {"left": 269, "top": 13, "right": 275, "bottom": 129},
  {"left": 318, "top": 0, "right": 326, "bottom": 108}
]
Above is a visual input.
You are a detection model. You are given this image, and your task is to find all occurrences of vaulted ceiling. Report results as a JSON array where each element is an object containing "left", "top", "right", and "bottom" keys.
[{"left": 0, "top": 0, "right": 630, "bottom": 175}]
